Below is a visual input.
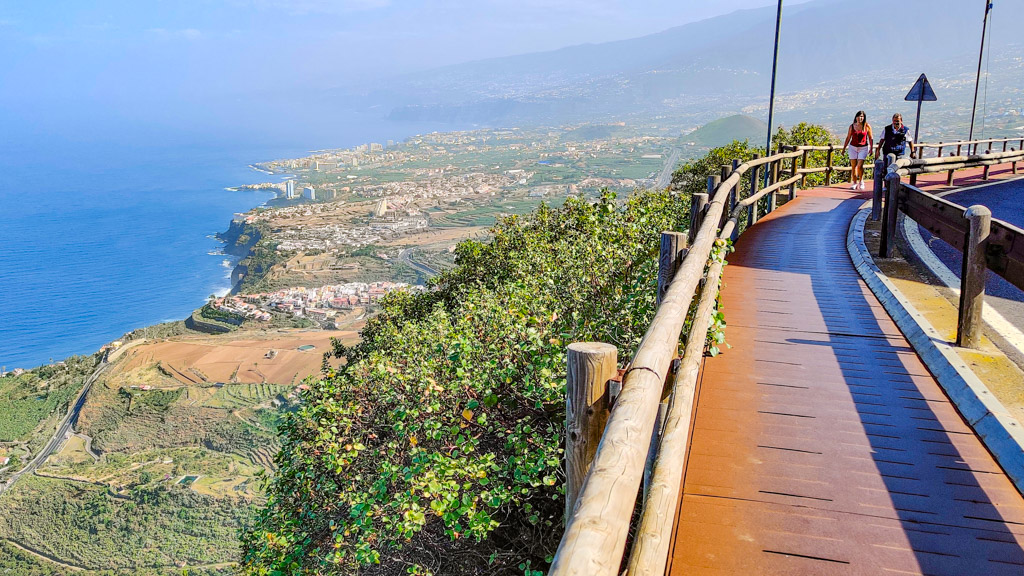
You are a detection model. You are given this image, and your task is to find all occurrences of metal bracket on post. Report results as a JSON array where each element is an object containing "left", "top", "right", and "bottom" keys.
[{"left": 957, "top": 206, "right": 991, "bottom": 348}]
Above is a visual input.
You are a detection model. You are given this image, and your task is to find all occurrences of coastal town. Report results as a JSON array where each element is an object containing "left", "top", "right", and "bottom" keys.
[{"left": 210, "top": 281, "right": 419, "bottom": 328}]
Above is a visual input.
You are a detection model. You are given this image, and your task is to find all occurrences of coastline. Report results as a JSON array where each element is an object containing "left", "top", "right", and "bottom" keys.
[{"left": 1, "top": 166, "right": 279, "bottom": 373}]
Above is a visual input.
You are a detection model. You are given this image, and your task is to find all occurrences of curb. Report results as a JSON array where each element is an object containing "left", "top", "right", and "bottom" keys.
[{"left": 847, "top": 207, "right": 1024, "bottom": 492}]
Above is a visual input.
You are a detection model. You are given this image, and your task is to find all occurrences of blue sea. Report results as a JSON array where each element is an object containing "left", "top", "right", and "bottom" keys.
[
  {"left": 0, "top": 141, "right": 295, "bottom": 370},
  {"left": 0, "top": 116, "right": 465, "bottom": 371}
]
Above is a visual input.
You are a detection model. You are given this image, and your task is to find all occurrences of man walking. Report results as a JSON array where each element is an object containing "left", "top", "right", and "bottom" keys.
[{"left": 877, "top": 113, "right": 914, "bottom": 161}]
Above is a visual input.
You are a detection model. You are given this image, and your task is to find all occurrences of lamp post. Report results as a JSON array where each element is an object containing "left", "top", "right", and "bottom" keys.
[
  {"left": 765, "top": 0, "right": 783, "bottom": 158},
  {"left": 968, "top": 0, "right": 993, "bottom": 142}
]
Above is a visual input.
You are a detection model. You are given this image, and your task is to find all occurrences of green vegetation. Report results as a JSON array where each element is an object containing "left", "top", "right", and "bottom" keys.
[
  {"left": 199, "top": 304, "right": 245, "bottom": 325},
  {"left": 0, "top": 356, "right": 96, "bottom": 443},
  {"left": 671, "top": 123, "right": 840, "bottom": 197},
  {"left": 0, "top": 474, "right": 248, "bottom": 572},
  {"left": 204, "top": 383, "right": 290, "bottom": 410},
  {"left": 241, "top": 189, "right": 692, "bottom": 574},
  {"left": 686, "top": 114, "right": 767, "bottom": 148}
]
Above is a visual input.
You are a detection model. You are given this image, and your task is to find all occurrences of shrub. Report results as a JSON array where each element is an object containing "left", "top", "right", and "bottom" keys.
[{"left": 241, "top": 190, "right": 690, "bottom": 575}]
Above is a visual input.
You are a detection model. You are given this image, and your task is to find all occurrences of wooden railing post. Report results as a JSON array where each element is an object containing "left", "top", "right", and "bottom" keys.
[
  {"left": 658, "top": 232, "right": 688, "bottom": 306},
  {"left": 937, "top": 142, "right": 944, "bottom": 158},
  {"left": 799, "top": 148, "right": 809, "bottom": 188},
  {"left": 565, "top": 342, "right": 618, "bottom": 523},
  {"left": 983, "top": 150, "right": 992, "bottom": 180},
  {"left": 1013, "top": 148, "right": 1019, "bottom": 175},
  {"left": 880, "top": 170, "right": 900, "bottom": 259},
  {"left": 769, "top": 159, "right": 780, "bottom": 212},
  {"left": 789, "top": 151, "right": 798, "bottom": 201},
  {"left": 957, "top": 206, "right": 991, "bottom": 349},
  {"left": 747, "top": 153, "right": 761, "bottom": 228},
  {"left": 825, "top": 144, "right": 834, "bottom": 186},
  {"left": 729, "top": 159, "right": 741, "bottom": 239},
  {"left": 871, "top": 158, "right": 885, "bottom": 222},
  {"left": 689, "top": 191, "right": 710, "bottom": 245}
]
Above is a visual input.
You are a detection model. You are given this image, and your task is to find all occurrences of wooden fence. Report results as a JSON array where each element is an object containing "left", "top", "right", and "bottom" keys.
[
  {"left": 551, "top": 136, "right": 1024, "bottom": 575},
  {"left": 550, "top": 144, "right": 824, "bottom": 576},
  {"left": 877, "top": 145, "right": 1024, "bottom": 347}
]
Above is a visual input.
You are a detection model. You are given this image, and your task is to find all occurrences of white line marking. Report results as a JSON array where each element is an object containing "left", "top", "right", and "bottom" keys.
[
  {"left": 902, "top": 215, "right": 1024, "bottom": 354},
  {"left": 934, "top": 175, "right": 1024, "bottom": 198}
]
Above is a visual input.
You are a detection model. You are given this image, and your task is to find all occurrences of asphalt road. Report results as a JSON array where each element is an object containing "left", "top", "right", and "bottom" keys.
[
  {"left": 911, "top": 176, "right": 1024, "bottom": 339},
  {"left": 0, "top": 360, "right": 108, "bottom": 495},
  {"left": 654, "top": 148, "right": 682, "bottom": 190}
]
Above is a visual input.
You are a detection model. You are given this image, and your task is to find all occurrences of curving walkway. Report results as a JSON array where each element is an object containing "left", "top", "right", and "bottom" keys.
[{"left": 668, "top": 186, "right": 1024, "bottom": 575}]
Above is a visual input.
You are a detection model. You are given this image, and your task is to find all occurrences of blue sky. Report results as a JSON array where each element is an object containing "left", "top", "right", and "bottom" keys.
[{"left": 0, "top": 1, "right": 811, "bottom": 148}]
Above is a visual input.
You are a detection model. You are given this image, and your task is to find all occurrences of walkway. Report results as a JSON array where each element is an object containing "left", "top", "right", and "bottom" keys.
[{"left": 668, "top": 186, "right": 1024, "bottom": 575}]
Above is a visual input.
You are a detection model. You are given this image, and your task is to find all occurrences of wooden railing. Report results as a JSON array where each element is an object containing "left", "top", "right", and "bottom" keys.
[
  {"left": 913, "top": 136, "right": 1024, "bottom": 159},
  {"left": 550, "top": 144, "right": 823, "bottom": 576},
  {"left": 877, "top": 146, "right": 1024, "bottom": 347}
]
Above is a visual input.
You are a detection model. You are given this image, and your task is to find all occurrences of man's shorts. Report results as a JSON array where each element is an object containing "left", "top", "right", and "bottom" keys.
[{"left": 847, "top": 145, "right": 870, "bottom": 160}]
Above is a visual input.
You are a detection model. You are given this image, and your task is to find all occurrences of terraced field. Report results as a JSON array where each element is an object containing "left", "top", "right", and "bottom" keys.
[{"left": 203, "top": 383, "right": 290, "bottom": 410}]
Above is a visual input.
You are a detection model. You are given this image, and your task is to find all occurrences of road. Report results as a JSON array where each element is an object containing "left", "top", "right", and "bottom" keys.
[
  {"left": 0, "top": 360, "right": 108, "bottom": 495},
  {"left": 398, "top": 248, "right": 439, "bottom": 279},
  {"left": 905, "top": 176, "right": 1024, "bottom": 352},
  {"left": 654, "top": 148, "right": 682, "bottom": 190}
]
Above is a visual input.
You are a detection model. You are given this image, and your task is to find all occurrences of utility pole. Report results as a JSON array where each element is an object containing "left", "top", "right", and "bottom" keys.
[
  {"left": 765, "top": 0, "right": 783, "bottom": 159},
  {"left": 968, "top": 0, "right": 993, "bottom": 142}
]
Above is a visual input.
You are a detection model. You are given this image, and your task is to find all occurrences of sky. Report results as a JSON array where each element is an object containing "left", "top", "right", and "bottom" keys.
[{"left": 0, "top": 0, "right": 814, "bottom": 149}]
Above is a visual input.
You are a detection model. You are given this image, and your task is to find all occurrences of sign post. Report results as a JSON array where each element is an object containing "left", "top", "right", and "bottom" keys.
[{"left": 904, "top": 73, "right": 938, "bottom": 147}]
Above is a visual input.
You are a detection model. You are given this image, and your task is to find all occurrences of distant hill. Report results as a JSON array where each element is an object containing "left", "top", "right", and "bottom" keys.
[
  {"left": 687, "top": 115, "right": 767, "bottom": 148},
  {"left": 369, "top": 0, "right": 1024, "bottom": 127}
]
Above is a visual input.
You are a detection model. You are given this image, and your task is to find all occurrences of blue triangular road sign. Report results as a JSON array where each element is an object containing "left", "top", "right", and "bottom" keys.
[{"left": 905, "top": 73, "right": 937, "bottom": 102}]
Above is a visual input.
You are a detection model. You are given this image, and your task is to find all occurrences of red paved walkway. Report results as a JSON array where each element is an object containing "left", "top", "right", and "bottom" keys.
[{"left": 668, "top": 185, "right": 1024, "bottom": 575}]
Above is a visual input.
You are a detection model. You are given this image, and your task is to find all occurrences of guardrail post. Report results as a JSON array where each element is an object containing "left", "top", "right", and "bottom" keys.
[
  {"left": 825, "top": 144, "right": 834, "bottom": 186},
  {"left": 769, "top": 158, "right": 780, "bottom": 212},
  {"left": 957, "top": 206, "right": 991, "bottom": 349},
  {"left": 799, "top": 148, "right": 809, "bottom": 188},
  {"left": 1013, "top": 148, "right": 1019, "bottom": 175},
  {"left": 879, "top": 172, "right": 900, "bottom": 259},
  {"left": 747, "top": 153, "right": 761, "bottom": 228},
  {"left": 937, "top": 142, "right": 944, "bottom": 158},
  {"left": 689, "top": 191, "right": 710, "bottom": 245},
  {"left": 658, "top": 232, "right": 688, "bottom": 306},
  {"left": 983, "top": 150, "right": 991, "bottom": 180},
  {"left": 871, "top": 158, "right": 885, "bottom": 221},
  {"left": 565, "top": 342, "right": 618, "bottom": 523}
]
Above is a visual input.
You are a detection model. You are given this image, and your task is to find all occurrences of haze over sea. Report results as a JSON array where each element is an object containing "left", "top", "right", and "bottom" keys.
[{"left": 0, "top": 120, "right": 449, "bottom": 371}]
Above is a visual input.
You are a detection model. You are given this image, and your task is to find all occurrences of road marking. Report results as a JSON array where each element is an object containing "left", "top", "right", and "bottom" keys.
[
  {"left": 935, "top": 175, "right": 1024, "bottom": 198},
  {"left": 902, "top": 215, "right": 1024, "bottom": 355}
]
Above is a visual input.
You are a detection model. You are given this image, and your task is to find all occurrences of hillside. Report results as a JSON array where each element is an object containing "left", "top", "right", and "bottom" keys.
[
  {"left": 370, "top": 0, "right": 1024, "bottom": 126},
  {"left": 686, "top": 115, "right": 767, "bottom": 148}
]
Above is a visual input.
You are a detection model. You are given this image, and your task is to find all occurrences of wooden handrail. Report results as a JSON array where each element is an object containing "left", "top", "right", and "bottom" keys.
[
  {"left": 552, "top": 139, "right": 899, "bottom": 575},
  {"left": 882, "top": 146, "right": 1024, "bottom": 347}
]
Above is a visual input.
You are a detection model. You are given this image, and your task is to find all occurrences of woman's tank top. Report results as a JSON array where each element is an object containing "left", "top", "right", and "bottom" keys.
[{"left": 850, "top": 124, "right": 868, "bottom": 147}]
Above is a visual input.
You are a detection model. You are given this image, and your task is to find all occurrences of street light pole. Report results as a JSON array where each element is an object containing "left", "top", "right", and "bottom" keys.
[
  {"left": 968, "top": 0, "right": 993, "bottom": 142},
  {"left": 765, "top": 0, "right": 783, "bottom": 157}
]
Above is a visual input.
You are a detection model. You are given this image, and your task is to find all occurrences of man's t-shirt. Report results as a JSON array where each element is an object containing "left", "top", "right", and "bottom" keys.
[{"left": 881, "top": 124, "right": 911, "bottom": 157}]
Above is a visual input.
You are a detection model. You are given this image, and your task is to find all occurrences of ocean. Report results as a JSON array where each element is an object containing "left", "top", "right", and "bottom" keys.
[
  {"left": 0, "top": 116, "right": 466, "bottom": 371},
  {"left": 0, "top": 141, "right": 298, "bottom": 371}
]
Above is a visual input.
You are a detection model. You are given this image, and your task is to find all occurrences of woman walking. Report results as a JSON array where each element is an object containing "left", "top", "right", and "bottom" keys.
[{"left": 843, "top": 111, "right": 873, "bottom": 190}]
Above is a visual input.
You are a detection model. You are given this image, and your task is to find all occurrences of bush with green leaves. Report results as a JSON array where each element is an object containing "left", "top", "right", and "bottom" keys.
[
  {"left": 670, "top": 123, "right": 840, "bottom": 197},
  {"left": 240, "top": 190, "right": 692, "bottom": 575}
]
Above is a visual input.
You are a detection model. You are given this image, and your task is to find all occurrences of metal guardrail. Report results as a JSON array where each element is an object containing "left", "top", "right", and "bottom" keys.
[
  {"left": 551, "top": 144, "right": 823, "bottom": 576},
  {"left": 877, "top": 145, "right": 1024, "bottom": 347}
]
